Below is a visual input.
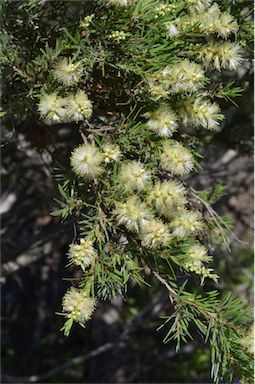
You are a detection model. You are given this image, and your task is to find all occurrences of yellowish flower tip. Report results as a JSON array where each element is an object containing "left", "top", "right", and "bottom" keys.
[
  {"left": 66, "top": 90, "right": 93, "bottom": 122},
  {"left": 53, "top": 57, "right": 83, "bottom": 86},
  {"left": 180, "top": 97, "right": 223, "bottom": 130},
  {"left": 109, "top": 30, "right": 127, "bottom": 43},
  {"left": 113, "top": 196, "right": 153, "bottom": 232},
  {"left": 160, "top": 141, "right": 193, "bottom": 176},
  {"left": 71, "top": 144, "right": 104, "bottom": 178},
  {"left": 103, "top": 144, "right": 121, "bottom": 163},
  {"left": 186, "top": 243, "right": 209, "bottom": 268},
  {"left": 162, "top": 59, "right": 206, "bottom": 94},
  {"left": 67, "top": 238, "right": 97, "bottom": 270},
  {"left": 118, "top": 161, "right": 151, "bottom": 193},
  {"left": 145, "top": 104, "right": 178, "bottom": 138},
  {"left": 193, "top": 4, "right": 238, "bottom": 38},
  {"left": 154, "top": 4, "right": 174, "bottom": 17},
  {"left": 188, "top": 264, "right": 218, "bottom": 281},
  {"left": 38, "top": 92, "right": 67, "bottom": 125},
  {"left": 170, "top": 209, "right": 203, "bottom": 238},
  {"left": 147, "top": 180, "right": 187, "bottom": 218},
  {"left": 186, "top": 0, "right": 211, "bottom": 13},
  {"left": 198, "top": 42, "right": 243, "bottom": 71},
  {"left": 62, "top": 287, "right": 96, "bottom": 324},
  {"left": 140, "top": 219, "right": 170, "bottom": 248},
  {"left": 80, "top": 14, "right": 94, "bottom": 29}
]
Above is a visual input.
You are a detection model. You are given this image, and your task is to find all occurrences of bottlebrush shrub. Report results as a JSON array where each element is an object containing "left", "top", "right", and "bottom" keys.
[{"left": 1, "top": 0, "right": 253, "bottom": 383}]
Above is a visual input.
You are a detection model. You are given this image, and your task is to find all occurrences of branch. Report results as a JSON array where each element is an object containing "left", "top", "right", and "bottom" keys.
[
  {"left": 190, "top": 187, "right": 232, "bottom": 251},
  {"left": 153, "top": 271, "right": 176, "bottom": 304}
]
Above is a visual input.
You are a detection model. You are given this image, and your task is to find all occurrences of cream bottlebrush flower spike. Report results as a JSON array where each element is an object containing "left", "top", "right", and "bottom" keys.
[
  {"left": 67, "top": 238, "right": 97, "bottom": 271},
  {"left": 140, "top": 219, "right": 170, "bottom": 248},
  {"left": 186, "top": 243, "right": 211, "bottom": 268},
  {"left": 197, "top": 42, "right": 243, "bottom": 71},
  {"left": 118, "top": 161, "right": 151, "bottom": 193},
  {"left": 179, "top": 97, "right": 224, "bottom": 130},
  {"left": 38, "top": 92, "right": 67, "bottom": 125},
  {"left": 160, "top": 59, "right": 206, "bottom": 94},
  {"left": 147, "top": 80, "right": 168, "bottom": 100},
  {"left": 113, "top": 196, "right": 153, "bottom": 232},
  {"left": 192, "top": 3, "right": 238, "bottom": 38},
  {"left": 160, "top": 141, "right": 194, "bottom": 176},
  {"left": 71, "top": 143, "right": 104, "bottom": 178},
  {"left": 170, "top": 209, "right": 203, "bottom": 238},
  {"left": 217, "top": 12, "right": 239, "bottom": 38},
  {"left": 66, "top": 90, "right": 93, "bottom": 122},
  {"left": 62, "top": 287, "right": 96, "bottom": 327},
  {"left": 147, "top": 180, "right": 188, "bottom": 218},
  {"left": 145, "top": 104, "right": 178, "bottom": 138},
  {"left": 53, "top": 57, "right": 83, "bottom": 86}
]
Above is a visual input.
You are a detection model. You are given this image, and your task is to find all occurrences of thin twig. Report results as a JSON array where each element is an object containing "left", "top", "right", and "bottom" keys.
[
  {"left": 190, "top": 187, "right": 231, "bottom": 251},
  {"left": 82, "top": 120, "right": 115, "bottom": 132},
  {"left": 191, "top": 187, "right": 247, "bottom": 248},
  {"left": 85, "top": 126, "right": 115, "bottom": 132},
  {"left": 153, "top": 271, "right": 176, "bottom": 304},
  {"left": 79, "top": 129, "right": 88, "bottom": 144}
]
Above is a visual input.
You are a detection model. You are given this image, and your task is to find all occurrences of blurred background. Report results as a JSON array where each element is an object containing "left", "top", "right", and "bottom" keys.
[{"left": 1, "top": 1, "right": 253, "bottom": 383}]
